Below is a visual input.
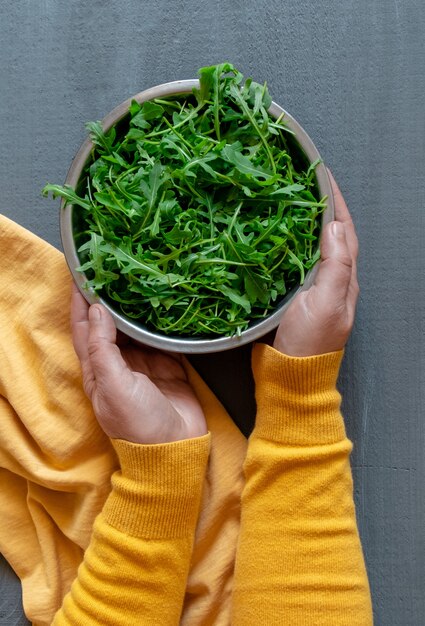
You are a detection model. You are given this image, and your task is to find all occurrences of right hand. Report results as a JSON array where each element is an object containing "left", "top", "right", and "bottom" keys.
[
  {"left": 273, "top": 171, "right": 359, "bottom": 357},
  {"left": 71, "top": 285, "right": 208, "bottom": 444}
]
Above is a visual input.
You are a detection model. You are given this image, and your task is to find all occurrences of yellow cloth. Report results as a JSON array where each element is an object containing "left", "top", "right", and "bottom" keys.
[
  {"left": 0, "top": 214, "right": 373, "bottom": 625},
  {"left": 0, "top": 214, "right": 247, "bottom": 626}
]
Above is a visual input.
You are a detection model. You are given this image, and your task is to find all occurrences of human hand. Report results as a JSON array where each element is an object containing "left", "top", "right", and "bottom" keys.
[
  {"left": 71, "top": 285, "right": 208, "bottom": 444},
  {"left": 273, "top": 171, "right": 359, "bottom": 357}
]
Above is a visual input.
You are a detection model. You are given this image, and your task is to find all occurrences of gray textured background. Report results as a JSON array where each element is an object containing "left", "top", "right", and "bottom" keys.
[{"left": 1, "top": 1, "right": 424, "bottom": 625}]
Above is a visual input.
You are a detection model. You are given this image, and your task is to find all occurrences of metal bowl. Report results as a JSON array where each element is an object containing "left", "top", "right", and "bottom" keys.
[{"left": 60, "top": 79, "right": 334, "bottom": 353}]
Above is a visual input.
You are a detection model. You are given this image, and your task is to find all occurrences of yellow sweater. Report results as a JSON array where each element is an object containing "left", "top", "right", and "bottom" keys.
[
  {"left": 53, "top": 344, "right": 372, "bottom": 625},
  {"left": 0, "top": 215, "right": 373, "bottom": 625}
]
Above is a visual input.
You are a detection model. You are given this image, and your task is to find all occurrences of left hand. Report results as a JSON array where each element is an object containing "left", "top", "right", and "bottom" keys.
[{"left": 71, "top": 285, "right": 207, "bottom": 444}]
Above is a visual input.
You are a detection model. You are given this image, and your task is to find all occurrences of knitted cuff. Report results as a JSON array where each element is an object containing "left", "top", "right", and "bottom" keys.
[
  {"left": 252, "top": 343, "right": 346, "bottom": 446},
  {"left": 102, "top": 434, "right": 211, "bottom": 539}
]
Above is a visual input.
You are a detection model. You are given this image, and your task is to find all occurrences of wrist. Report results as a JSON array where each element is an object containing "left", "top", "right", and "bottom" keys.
[
  {"left": 252, "top": 343, "right": 346, "bottom": 445},
  {"left": 273, "top": 332, "right": 347, "bottom": 357},
  {"left": 102, "top": 434, "right": 211, "bottom": 538}
]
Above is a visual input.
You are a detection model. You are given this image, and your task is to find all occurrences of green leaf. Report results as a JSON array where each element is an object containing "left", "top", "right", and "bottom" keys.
[
  {"left": 131, "top": 101, "right": 164, "bottom": 129},
  {"left": 287, "top": 248, "right": 306, "bottom": 284},
  {"left": 197, "top": 61, "right": 237, "bottom": 102},
  {"left": 139, "top": 162, "right": 168, "bottom": 208},
  {"left": 184, "top": 153, "right": 219, "bottom": 177},
  {"left": 129, "top": 100, "right": 141, "bottom": 116},
  {"left": 102, "top": 151, "right": 130, "bottom": 168},
  {"left": 247, "top": 80, "right": 272, "bottom": 113},
  {"left": 100, "top": 240, "right": 183, "bottom": 283},
  {"left": 142, "top": 101, "right": 164, "bottom": 120},
  {"left": 221, "top": 285, "right": 251, "bottom": 313},
  {"left": 243, "top": 273, "right": 269, "bottom": 305},
  {"left": 86, "top": 121, "right": 115, "bottom": 153},
  {"left": 221, "top": 144, "right": 274, "bottom": 181},
  {"left": 125, "top": 128, "right": 148, "bottom": 141},
  {"left": 42, "top": 184, "right": 92, "bottom": 211},
  {"left": 76, "top": 233, "right": 120, "bottom": 290},
  {"left": 306, "top": 157, "right": 321, "bottom": 177},
  {"left": 228, "top": 82, "right": 276, "bottom": 173},
  {"left": 197, "top": 65, "right": 215, "bottom": 102}
]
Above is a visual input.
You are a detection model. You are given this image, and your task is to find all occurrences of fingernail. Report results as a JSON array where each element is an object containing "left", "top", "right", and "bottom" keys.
[
  {"left": 331, "top": 222, "right": 344, "bottom": 238},
  {"left": 89, "top": 305, "right": 101, "bottom": 321}
]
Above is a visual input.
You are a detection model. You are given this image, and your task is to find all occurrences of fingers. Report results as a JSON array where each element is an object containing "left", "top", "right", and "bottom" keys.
[
  {"left": 327, "top": 169, "right": 351, "bottom": 222},
  {"left": 326, "top": 169, "right": 359, "bottom": 309},
  {"left": 71, "top": 283, "right": 95, "bottom": 393},
  {"left": 71, "top": 283, "right": 131, "bottom": 399},
  {"left": 313, "top": 221, "right": 353, "bottom": 308},
  {"left": 71, "top": 283, "right": 89, "bottom": 360},
  {"left": 87, "top": 303, "right": 130, "bottom": 392},
  {"left": 327, "top": 168, "right": 359, "bottom": 262}
]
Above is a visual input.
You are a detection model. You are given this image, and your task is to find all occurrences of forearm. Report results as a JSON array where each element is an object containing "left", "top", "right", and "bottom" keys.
[
  {"left": 232, "top": 344, "right": 373, "bottom": 625},
  {"left": 53, "top": 434, "right": 210, "bottom": 626}
]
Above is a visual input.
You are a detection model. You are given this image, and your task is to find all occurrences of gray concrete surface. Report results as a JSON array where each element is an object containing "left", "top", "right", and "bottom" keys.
[{"left": 1, "top": 1, "right": 424, "bottom": 624}]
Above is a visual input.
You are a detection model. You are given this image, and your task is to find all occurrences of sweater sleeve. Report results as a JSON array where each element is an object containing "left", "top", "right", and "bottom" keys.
[
  {"left": 53, "top": 434, "right": 211, "bottom": 626},
  {"left": 231, "top": 344, "right": 373, "bottom": 626}
]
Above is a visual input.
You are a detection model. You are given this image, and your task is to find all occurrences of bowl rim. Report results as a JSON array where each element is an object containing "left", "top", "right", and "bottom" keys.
[{"left": 60, "top": 78, "right": 334, "bottom": 353}]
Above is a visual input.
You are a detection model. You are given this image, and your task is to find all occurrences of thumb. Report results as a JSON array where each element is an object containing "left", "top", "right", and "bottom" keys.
[
  {"left": 87, "top": 304, "right": 129, "bottom": 388},
  {"left": 313, "top": 221, "right": 352, "bottom": 306}
]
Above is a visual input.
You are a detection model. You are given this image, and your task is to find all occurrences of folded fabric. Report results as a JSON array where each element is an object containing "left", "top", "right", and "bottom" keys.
[{"left": 0, "top": 214, "right": 248, "bottom": 626}]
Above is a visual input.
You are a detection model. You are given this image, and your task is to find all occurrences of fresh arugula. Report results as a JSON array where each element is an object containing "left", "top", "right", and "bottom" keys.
[{"left": 43, "top": 63, "right": 326, "bottom": 337}]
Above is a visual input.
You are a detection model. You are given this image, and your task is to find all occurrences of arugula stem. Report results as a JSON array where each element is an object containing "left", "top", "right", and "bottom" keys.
[
  {"left": 268, "top": 249, "right": 289, "bottom": 274},
  {"left": 307, "top": 209, "right": 317, "bottom": 259},
  {"left": 143, "top": 103, "right": 204, "bottom": 139},
  {"left": 162, "top": 118, "right": 193, "bottom": 154},
  {"left": 194, "top": 258, "right": 257, "bottom": 267},
  {"left": 152, "top": 98, "right": 181, "bottom": 109},
  {"left": 227, "top": 202, "right": 243, "bottom": 236},
  {"left": 229, "top": 86, "right": 276, "bottom": 174},
  {"left": 156, "top": 298, "right": 197, "bottom": 331}
]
